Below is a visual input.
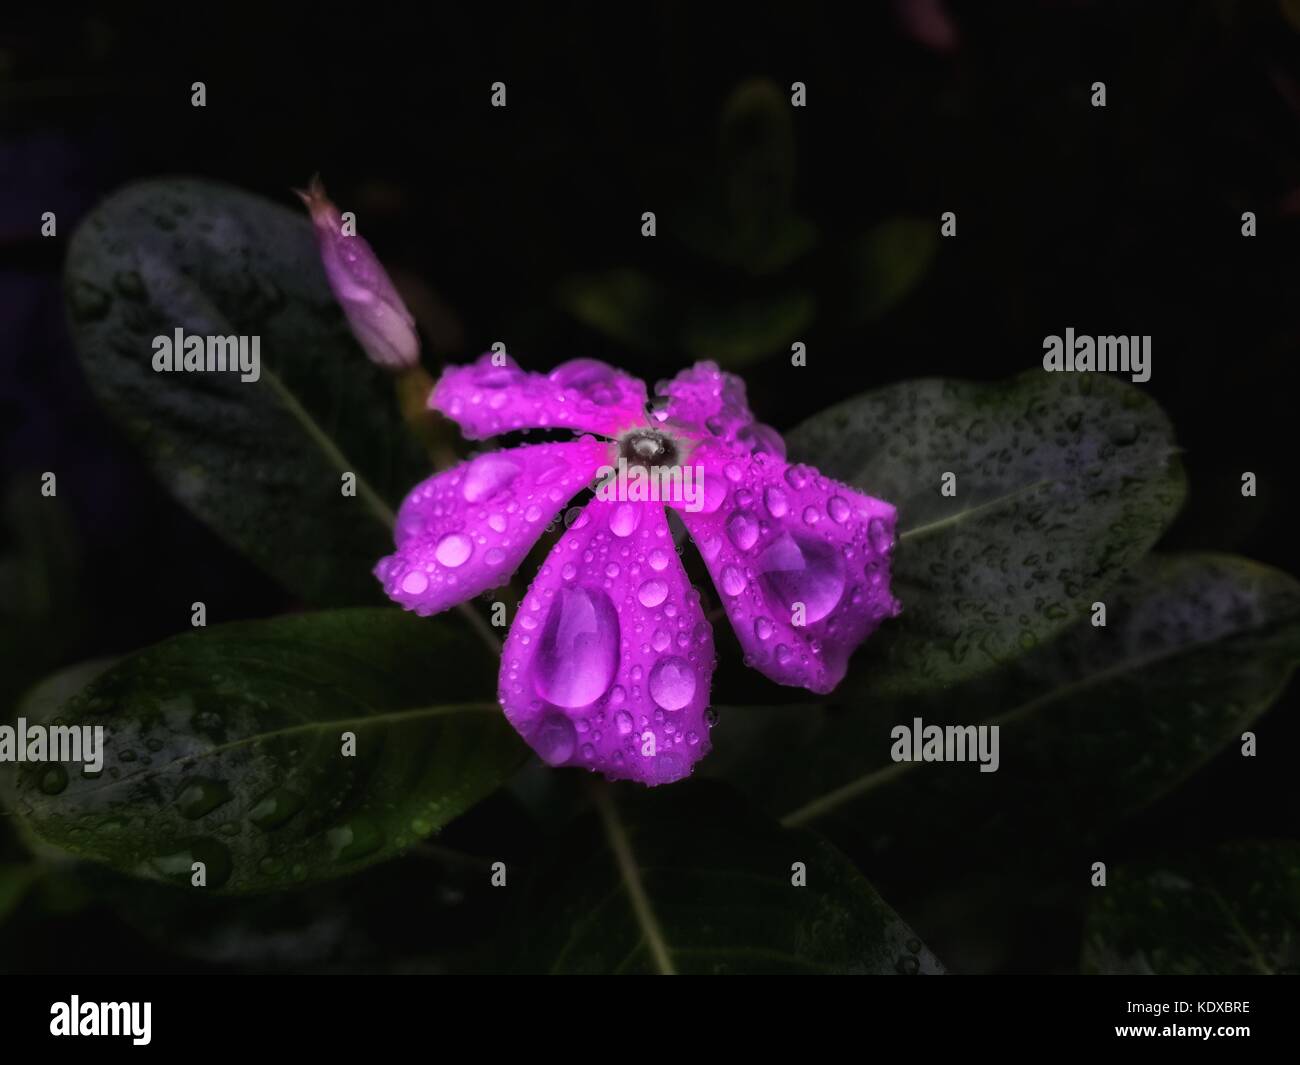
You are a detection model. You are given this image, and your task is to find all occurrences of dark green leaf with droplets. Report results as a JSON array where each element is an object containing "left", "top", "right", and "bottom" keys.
[
  {"left": 64, "top": 178, "right": 429, "bottom": 605},
  {"left": 1083, "top": 841, "right": 1300, "bottom": 975},
  {"left": 715, "top": 554, "right": 1300, "bottom": 857},
  {"left": 498, "top": 779, "right": 944, "bottom": 974},
  {"left": 786, "top": 370, "right": 1186, "bottom": 695},
  {"left": 6, "top": 609, "right": 527, "bottom": 894}
]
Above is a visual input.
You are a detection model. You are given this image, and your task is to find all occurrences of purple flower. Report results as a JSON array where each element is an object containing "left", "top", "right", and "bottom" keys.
[
  {"left": 375, "top": 355, "right": 901, "bottom": 785},
  {"left": 296, "top": 176, "right": 419, "bottom": 371}
]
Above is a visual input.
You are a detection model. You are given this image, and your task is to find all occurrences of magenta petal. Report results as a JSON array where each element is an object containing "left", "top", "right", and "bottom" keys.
[
  {"left": 374, "top": 439, "right": 611, "bottom": 615},
  {"left": 674, "top": 442, "right": 900, "bottom": 693},
  {"left": 655, "top": 360, "right": 763, "bottom": 445},
  {"left": 498, "top": 499, "right": 716, "bottom": 785},
  {"left": 432, "top": 354, "right": 647, "bottom": 440}
]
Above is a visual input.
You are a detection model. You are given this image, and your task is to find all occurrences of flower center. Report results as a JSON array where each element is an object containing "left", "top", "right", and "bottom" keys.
[{"left": 619, "top": 428, "right": 678, "bottom": 469}]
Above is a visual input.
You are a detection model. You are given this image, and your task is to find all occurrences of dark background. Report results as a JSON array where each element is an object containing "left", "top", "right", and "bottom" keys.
[{"left": 1, "top": 1, "right": 1296, "bottom": 972}]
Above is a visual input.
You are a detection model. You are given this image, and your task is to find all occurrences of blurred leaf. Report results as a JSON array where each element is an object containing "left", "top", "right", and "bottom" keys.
[
  {"left": 555, "top": 268, "right": 665, "bottom": 351},
  {"left": 7, "top": 609, "right": 526, "bottom": 894},
  {"left": 1083, "top": 841, "right": 1300, "bottom": 974},
  {"left": 724, "top": 554, "right": 1300, "bottom": 856},
  {"left": 682, "top": 291, "right": 815, "bottom": 367},
  {"left": 0, "top": 487, "right": 87, "bottom": 721},
  {"left": 63, "top": 178, "right": 428, "bottom": 605},
  {"left": 674, "top": 78, "right": 817, "bottom": 274},
  {"left": 852, "top": 217, "right": 938, "bottom": 321},
  {"left": 787, "top": 371, "right": 1185, "bottom": 695},
  {"left": 721, "top": 78, "right": 795, "bottom": 239},
  {"left": 0, "top": 863, "right": 39, "bottom": 925},
  {"left": 498, "top": 779, "right": 944, "bottom": 974}
]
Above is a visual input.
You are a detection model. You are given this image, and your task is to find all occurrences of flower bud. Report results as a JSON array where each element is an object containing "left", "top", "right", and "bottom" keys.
[{"left": 296, "top": 175, "right": 419, "bottom": 371}]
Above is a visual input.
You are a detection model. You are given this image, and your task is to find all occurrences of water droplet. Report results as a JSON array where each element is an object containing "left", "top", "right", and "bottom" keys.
[
  {"left": 754, "top": 617, "right": 773, "bottom": 640},
  {"left": 534, "top": 586, "right": 620, "bottom": 707},
  {"left": 328, "top": 816, "right": 385, "bottom": 862},
  {"left": 525, "top": 504, "right": 543, "bottom": 522},
  {"left": 652, "top": 628, "right": 671, "bottom": 652},
  {"left": 609, "top": 502, "right": 641, "bottom": 537},
  {"left": 654, "top": 750, "right": 688, "bottom": 783},
  {"left": 785, "top": 465, "right": 809, "bottom": 490},
  {"left": 637, "top": 579, "right": 669, "bottom": 608},
  {"left": 38, "top": 765, "right": 68, "bottom": 795},
  {"left": 401, "top": 570, "right": 429, "bottom": 595},
  {"left": 615, "top": 710, "right": 633, "bottom": 735},
  {"left": 700, "top": 471, "right": 728, "bottom": 513},
  {"left": 721, "top": 566, "right": 746, "bottom": 596},
  {"left": 763, "top": 486, "right": 788, "bottom": 518},
  {"left": 148, "top": 837, "right": 232, "bottom": 889},
  {"left": 726, "top": 510, "right": 759, "bottom": 551},
  {"left": 827, "top": 496, "right": 850, "bottom": 524},
  {"left": 775, "top": 643, "right": 793, "bottom": 665},
  {"left": 550, "top": 358, "right": 621, "bottom": 404},
  {"left": 648, "top": 548, "right": 671, "bottom": 571},
  {"left": 434, "top": 532, "right": 473, "bottom": 568},
  {"left": 533, "top": 713, "right": 577, "bottom": 764},
  {"left": 462, "top": 454, "right": 521, "bottom": 502},
  {"left": 175, "top": 777, "right": 232, "bottom": 819},
  {"left": 757, "top": 533, "right": 845, "bottom": 622},
  {"left": 802, "top": 505, "right": 820, "bottom": 525},
  {"left": 868, "top": 517, "right": 893, "bottom": 555},
  {"left": 250, "top": 788, "right": 305, "bottom": 830},
  {"left": 724, "top": 463, "right": 744, "bottom": 482}
]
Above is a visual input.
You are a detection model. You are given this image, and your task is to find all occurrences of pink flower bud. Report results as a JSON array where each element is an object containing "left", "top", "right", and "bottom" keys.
[{"left": 296, "top": 176, "right": 419, "bottom": 371}]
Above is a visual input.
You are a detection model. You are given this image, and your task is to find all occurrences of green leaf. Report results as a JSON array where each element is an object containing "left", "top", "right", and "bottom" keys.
[
  {"left": 852, "top": 217, "right": 938, "bottom": 322},
  {"left": 1083, "top": 841, "right": 1300, "bottom": 974},
  {"left": 0, "top": 863, "right": 39, "bottom": 925},
  {"left": 786, "top": 370, "right": 1186, "bottom": 694},
  {"left": 498, "top": 779, "right": 944, "bottom": 974},
  {"left": 682, "top": 291, "right": 816, "bottom": 368},
  {"left": 743, "top": 554, "right": 1300, "bottom": 853},
  {"left": 555, "top": 269, "right": 666, "bottom": 352},
  {"left": 6, "top": 609, "right": 526, "bottom": 893},
  {"left": 63, "top": 178, "right": 429, "bottom": 605}
]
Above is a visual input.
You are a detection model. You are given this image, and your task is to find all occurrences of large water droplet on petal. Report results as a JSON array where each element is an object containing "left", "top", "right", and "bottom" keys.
[
  {"left": 533, "top": 713, "right": 577, "bottom": 765},
  {"left": 648, "top": 656, "right": 696, "bottom": 711},
  {"left": 763, "top": 486, "right": 788, "bottom": 518},
  {"left": 827, "top": 496, "right": 851, "bottom": 524},
  {"left": 868, "top": 517, "right": 893, "bottom": 555},
  {"left": 721, "top": 565, "right": 746, "bottom": 597},
  {"left": 726, "top": 510, "right": 759, "bottom": 551},
  {"left": 401, "top": 570, "right": 429, "bottom": 595},
  {"left": 534, "top": 586, "right": 620, "bottom": 708},
  {"left": 462, "top": 454, "right": 521, "bottom": 502},
  {"left": 756, "top": 533, "right": 845, "bottom": 623},
  {"left": 609, "top": 502, "right": 641, "bottom": 537},
  {"left": 435, "top": 533, "right": 473, "bottom": 568},
  {"left": 549, "top": 359, "right": 622, "bottom": 404},
  {"left": 699, "top": 470, "right": 728, "bottom": 514},
  {"left": 637, "top": 578, "right": 669, "bottom": 608}
]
